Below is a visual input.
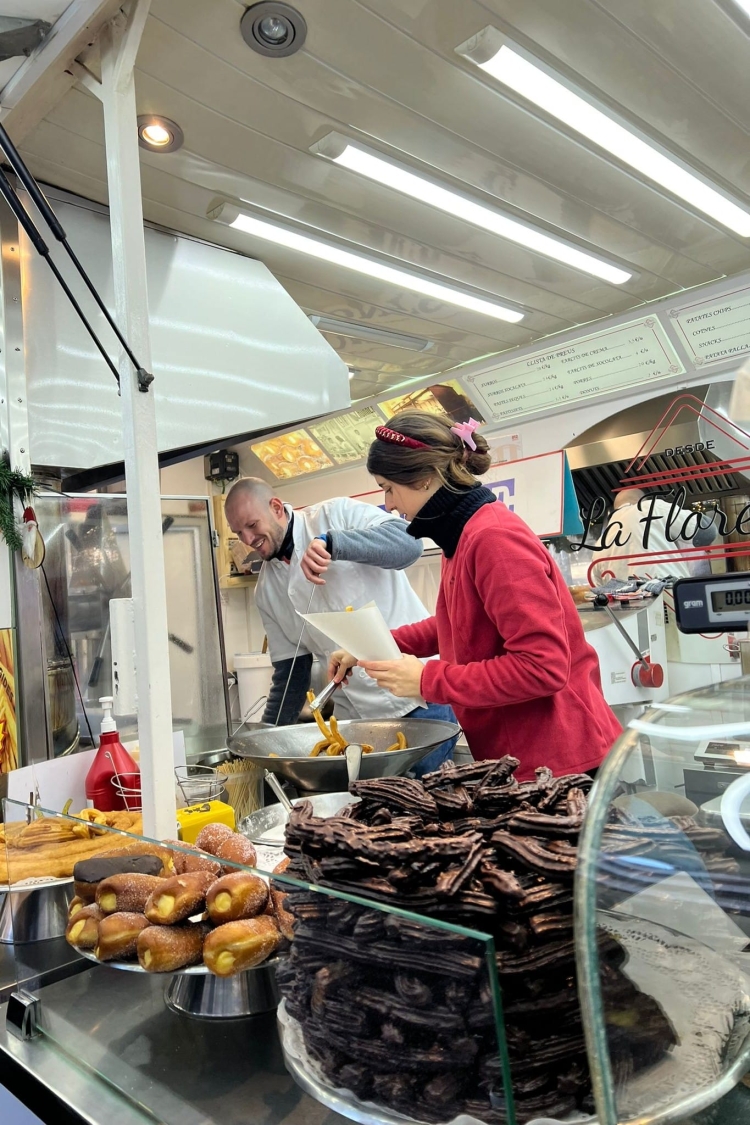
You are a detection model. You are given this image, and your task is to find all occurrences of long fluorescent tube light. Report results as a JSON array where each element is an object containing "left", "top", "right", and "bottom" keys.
[
  {"left": 313, "top": 134, "right": 631, "bottom": 284},
  {"left": 456, "top": 28, "right": 750, "bottom": 238},
  {"left": 732, "top": 0, "right": 750, "bottom": 16},
  {"left": 309, "top": 314, "right": 434, "bottom": 352},
  {"left": 208, "top": 200, "right": 524, "bottom": 323}
]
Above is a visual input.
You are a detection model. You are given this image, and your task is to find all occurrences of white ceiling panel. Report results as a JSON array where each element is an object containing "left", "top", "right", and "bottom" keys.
[{"left": 7, "top": 0, "right": 750, "bottom": 385}]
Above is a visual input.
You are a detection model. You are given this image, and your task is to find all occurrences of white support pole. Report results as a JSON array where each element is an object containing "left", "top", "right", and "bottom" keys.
[
  {"left": 0, "top": 199, "right": 30, "bottom": 633},
  {"left": 97, "top": 1, "right": 175, "bottom": 839}
]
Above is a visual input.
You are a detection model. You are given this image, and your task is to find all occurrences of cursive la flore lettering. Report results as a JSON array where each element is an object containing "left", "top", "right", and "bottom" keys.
[{"left": 571, "top": 486, "right": 750, "bottom": 552}]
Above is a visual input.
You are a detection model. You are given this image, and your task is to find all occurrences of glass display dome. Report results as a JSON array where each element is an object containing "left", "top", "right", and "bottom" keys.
[{"left": 576, "top": 677, "right": 750, "bottom": 1125}]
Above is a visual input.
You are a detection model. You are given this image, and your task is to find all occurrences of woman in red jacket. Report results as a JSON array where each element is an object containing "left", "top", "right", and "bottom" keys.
[{"left": 329, "top": 411, "right": 621, "bottom": 778}]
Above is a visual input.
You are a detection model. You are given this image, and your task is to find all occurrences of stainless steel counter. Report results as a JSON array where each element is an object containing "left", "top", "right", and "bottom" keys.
[
  {"left": 576, "top": 599, "right": 644, "bottom": 634},
  {"left": 0, "top": 959, "right": 349, "bottom": 1125}
]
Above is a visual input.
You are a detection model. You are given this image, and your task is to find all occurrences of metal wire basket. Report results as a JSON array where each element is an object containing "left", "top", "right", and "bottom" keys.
[
  {"left": 174, "top": 764, "right": 222, "bottom": 806},
  {"left": 111, "top": 770, "right": 143, "bottom": 812}
]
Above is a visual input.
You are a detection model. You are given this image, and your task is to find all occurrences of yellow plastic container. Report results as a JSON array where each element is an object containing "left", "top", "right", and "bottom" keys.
[{"left": 176, "top": 799, "right": 236, "bottom": 844}]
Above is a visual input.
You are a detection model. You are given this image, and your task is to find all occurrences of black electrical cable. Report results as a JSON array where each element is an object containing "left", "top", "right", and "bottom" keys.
[
  {"left": 40, "top": 562, "right": 95, "bottom": 746},
  {"left": 0, "top": 121, "right": 150, "bottom": 382},
  {"left": 0, "top": 167, "right": 122, "bottom": 389},
  {"left": 0, "top": 123, "right": 154, "bottom": 392}
]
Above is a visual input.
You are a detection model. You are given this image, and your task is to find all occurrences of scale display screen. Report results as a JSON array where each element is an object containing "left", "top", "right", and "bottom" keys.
[
  {"left": 711, "top": 589, "right": 750, "bottom": 612},
  {"left": 674, "top": 575, "right": 750, "bottom": 633}
]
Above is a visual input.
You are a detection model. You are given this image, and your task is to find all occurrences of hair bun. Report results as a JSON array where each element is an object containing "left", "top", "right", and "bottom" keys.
[{"left": 464, "top": 432, "right": 491, "bottom": 476}]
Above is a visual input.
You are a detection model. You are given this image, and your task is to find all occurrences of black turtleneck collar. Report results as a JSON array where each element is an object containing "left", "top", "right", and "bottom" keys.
[
  {"left": 406, "top": 484, "right": 496, "bottom": 557},
  {"left": 272, "top": 509, "right": 295, "bottom": 562}
]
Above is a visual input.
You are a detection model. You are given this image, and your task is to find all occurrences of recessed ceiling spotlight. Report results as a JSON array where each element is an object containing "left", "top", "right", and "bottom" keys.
[
  {"left": 137, "top": 115, "right": 183, "bottom": 153},
  {"left": 240, "top": 2, "right": 307, "bottom": 57}
]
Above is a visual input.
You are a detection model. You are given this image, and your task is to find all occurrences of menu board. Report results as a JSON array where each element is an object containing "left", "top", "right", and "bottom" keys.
[
  {"left": 250, "top": 429, "right": 333, "bottom": 479},
  {"left": 310, "top": 407, "right": 382, "bottom": 465},
  {"left": 669, "top": 284, "right": 750, "bottom": 367},
  {"left": 464, "top": 316, "right": 684, "bottom": 423}
]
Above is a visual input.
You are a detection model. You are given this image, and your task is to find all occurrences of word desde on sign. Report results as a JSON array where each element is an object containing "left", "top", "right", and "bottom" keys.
[{"left": 572, "top": 486, "right": 750, "bottom": 553}]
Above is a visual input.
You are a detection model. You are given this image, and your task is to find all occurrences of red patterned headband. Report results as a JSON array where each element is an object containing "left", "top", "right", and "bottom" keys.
[{"left": 374, "top": 426, "right": 430, "bottom": 451}]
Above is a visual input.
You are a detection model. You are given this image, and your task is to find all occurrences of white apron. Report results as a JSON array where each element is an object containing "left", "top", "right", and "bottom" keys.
[{"left": 255, "top": 499, "right": 429, "bottom": 720}]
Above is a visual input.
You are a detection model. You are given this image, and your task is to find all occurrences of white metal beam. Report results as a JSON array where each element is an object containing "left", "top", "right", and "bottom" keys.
[
  {"left": 0, "top": 0, "right": 123, "bottom": 141},
  {"left": 0, "top": 197, "right": 31, "bottom": 636},
  {"left": 98, "top": 0, "right": 176, "bottom": 839}
]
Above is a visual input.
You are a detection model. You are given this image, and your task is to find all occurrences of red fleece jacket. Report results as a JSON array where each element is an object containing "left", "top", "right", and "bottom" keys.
[{"left": 392, "top": 503, "right": 621, "bottom": 778}]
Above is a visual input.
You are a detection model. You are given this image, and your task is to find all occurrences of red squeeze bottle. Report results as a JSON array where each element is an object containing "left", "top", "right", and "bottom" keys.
[{"left": 85, "top": 696, "right": 139, "bottom": 811}]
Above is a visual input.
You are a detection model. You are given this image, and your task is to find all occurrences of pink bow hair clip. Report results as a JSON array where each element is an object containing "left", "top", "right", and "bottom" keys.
[{"left": 450, "top": 418, "right": 481, "bottom": 451}]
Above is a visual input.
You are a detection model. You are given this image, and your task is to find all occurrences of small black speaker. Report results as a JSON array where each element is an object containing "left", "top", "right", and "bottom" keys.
[{"left": 204, "top": 449, "right": 240, "bottom": 482}]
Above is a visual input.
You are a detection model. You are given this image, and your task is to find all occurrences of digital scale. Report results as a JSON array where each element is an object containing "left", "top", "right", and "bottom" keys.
[
  {"left": 693, "top": 739, "right": 750, "bottom": 769},
  {"left": 666, "top": 574, "right": 750, "bottom": 835},
  {"left": 674, "top": 573, "right": 750, "bottom": 634}
]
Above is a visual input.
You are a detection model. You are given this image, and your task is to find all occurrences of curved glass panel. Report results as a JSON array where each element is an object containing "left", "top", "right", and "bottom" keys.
[{"left": 576, "top": 677, "right": 750, "bottom": 1125}]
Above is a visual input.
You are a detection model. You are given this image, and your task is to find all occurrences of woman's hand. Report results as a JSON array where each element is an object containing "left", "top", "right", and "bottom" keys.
[
  {"left": 359, "top": 655, "right": 424, "bottom": 699},
  {"left": 301, "top": 538, "right": 331, "bottom": 585},
  {"left": 328, "top": 649, "right": 357, "bottom": 684}
]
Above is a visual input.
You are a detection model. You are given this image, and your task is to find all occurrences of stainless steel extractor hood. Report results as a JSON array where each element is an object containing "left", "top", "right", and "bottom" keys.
[{"left": 566, "top": 382, "right": 750, "bottom": 511}]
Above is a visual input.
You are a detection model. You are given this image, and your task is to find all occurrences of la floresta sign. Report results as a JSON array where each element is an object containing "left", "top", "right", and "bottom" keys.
[{"left": 572, "top": 484, "right": 750, "bottom": 553}]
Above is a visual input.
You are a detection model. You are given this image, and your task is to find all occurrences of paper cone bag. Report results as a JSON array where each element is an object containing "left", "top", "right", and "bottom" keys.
[{"left": 300, "top": 602, "right": 401, "bottom": 662}]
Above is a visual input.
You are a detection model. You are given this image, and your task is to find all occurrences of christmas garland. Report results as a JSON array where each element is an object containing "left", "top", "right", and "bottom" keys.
[{"left": 0, "top": 457, "right": 36, "bottom": 552}]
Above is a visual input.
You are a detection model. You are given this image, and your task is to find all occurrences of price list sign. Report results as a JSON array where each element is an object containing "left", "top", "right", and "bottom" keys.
[
  {"left": 464, "top": 316, "right": 683, "bottom": 423},
  {"left": 669, "top": 284, "right": 750, "bottom": 367}
]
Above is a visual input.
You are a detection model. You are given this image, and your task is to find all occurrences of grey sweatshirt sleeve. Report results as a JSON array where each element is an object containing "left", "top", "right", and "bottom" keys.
[
  {"left": 691, "top": 514, "right": 719, "bottom": 548},
  {"left": 329, "top": 519, "right": 423, "bottom": 570},
  {"left": 261, "top": 653, "right": 313, "bottom": 726}
]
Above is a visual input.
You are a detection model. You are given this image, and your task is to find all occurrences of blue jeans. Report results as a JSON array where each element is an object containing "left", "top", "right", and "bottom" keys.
[{"left": 406, "top": 701, "right": 459, "bottom": 778}]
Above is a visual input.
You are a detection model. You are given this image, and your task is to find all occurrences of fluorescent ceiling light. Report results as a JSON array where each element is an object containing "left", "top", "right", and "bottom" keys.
[
  {"left": 732, "top": 0, "right": 750, "bottom": 15},
  {"left": 313, "top": 135, "right": 631, "bottom": 284},
  {"left": 309, "top": 314, "right": 434, "bottom": 352},
  {"left": 456, "top": 28, "right": 750, "bottom": 238},
  {"left": 208, "top": 201, "right": 524, "bottom": 323}
]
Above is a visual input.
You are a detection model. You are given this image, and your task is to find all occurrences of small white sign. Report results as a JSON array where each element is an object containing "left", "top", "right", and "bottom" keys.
[
  {"left": 485, "top": 431, "right": 523, "bottom": 464},
  {"left": 481, "top": 451, "right": 565, "bottom": 538},
  {"left": 670, "top": 283, "right": 750, "bottom": 367},
  {"left": 465, "top": 316, "right": 683, "bottom": 423}
]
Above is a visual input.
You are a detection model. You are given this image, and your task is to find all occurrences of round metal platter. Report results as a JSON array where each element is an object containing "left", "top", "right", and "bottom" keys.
[{"left": 74, "top": 946, "right": 210, "bottom": 975}]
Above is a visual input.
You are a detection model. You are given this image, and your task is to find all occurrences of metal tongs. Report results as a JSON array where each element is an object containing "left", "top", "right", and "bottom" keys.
[
  {"left": 308, "top": 677, "right": 338, "bottom": 714},
  {"left": 309, "top": 680, "right": 361, "bottom": 783},
  {"left": 264, "top": 770, "right": 293, "bottom": 813}
]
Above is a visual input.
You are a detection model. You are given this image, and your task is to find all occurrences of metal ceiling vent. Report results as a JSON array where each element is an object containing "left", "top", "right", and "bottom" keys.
[
  {"left": 240, "top": 2, "right": 307, "bottom": 57},
  {"left": 0, "top": 17, "right": 50, "bottom": 62}
]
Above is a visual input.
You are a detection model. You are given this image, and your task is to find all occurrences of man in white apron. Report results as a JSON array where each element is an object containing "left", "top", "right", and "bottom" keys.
[{"left": 225, "top": 478, "right": 457, "bottom": 774}]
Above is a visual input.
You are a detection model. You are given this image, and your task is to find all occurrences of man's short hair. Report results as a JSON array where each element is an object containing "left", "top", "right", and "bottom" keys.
[{"left": 225, "top": 477, "right": 274, "bottom": 509}]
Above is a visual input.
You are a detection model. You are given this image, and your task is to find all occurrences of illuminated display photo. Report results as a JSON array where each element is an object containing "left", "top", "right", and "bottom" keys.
[
  {"left": 0, "top": 628, "right": 17, "bottom": 774},
  {"left": 310, "top": 407, "right": 383, "bottom": 465},
  {"left": 379, "top": 379, "right": 485, "bottom": 424},
  {"left": 251, "top": 430, "right": 333, "bottom": 479}
]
